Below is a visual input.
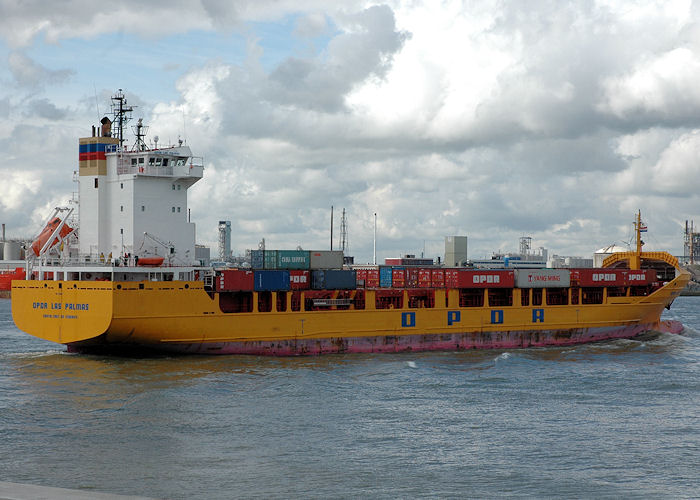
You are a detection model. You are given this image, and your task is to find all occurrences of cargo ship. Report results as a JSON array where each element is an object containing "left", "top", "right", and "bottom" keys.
[{"left": 11, "top": 92, "right": 689, "bottom": 355}]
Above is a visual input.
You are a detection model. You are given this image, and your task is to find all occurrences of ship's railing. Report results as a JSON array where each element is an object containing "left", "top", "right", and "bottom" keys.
[{"left": 116, "top": 157, "right": 204, "bottom": 177}]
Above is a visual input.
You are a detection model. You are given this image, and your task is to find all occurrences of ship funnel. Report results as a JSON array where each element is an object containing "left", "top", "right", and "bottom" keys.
[{"left": 100, "top": 117, "right": 112, "bottom": 137}]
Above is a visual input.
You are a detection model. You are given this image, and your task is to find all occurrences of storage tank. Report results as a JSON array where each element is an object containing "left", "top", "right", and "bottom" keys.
[{"left": 3, "top": 242, "right": 21, "bottom": 260}]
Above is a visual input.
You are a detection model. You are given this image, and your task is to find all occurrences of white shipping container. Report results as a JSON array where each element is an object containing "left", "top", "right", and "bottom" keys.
[
  {"left": 515, "top": 269, "right": 570, "bottom": 288},
  {"left": 310, "top": 250, "right": 344, "bottom": 269}
]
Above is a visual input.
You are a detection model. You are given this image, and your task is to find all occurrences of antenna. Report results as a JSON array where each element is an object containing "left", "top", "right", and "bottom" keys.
[
  {"left": 132, "top": 118, "right": 149, "bottom": 152},
  {"left": 330, "top": 206, "right": 334, "bottom": 251},
  {"left": 93, "top": 84, "right": 100, "bottom": 122},
  {"left": 182, "top": 108, "right": 187, "bottom": 144},
  {"left": 373, "top": 212, "right": 377, "bottom": 265},
  {"left": 110, "top": 89, "right": 135, "bottom": 148},
  {"left": 340, "top": 208, "right": 348, "bottom": 253}
]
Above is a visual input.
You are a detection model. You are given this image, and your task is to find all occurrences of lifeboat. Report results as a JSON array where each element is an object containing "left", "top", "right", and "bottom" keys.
[
  {"left": 137, "top": 256, "right": 165, "bottom": 266},
  {"left": 31, "top": 217, "right": 73, "bottom": 256}
]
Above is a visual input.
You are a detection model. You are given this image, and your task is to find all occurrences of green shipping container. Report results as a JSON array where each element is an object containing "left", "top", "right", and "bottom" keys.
[
  {"left": 277, "top": 250, "right": 310, "bottom": 270},
  {"left": 264, "top": 250, "right": 278, "bottom": 269}
]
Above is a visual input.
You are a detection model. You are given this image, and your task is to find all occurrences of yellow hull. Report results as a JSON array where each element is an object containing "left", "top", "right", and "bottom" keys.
[{"left": 11, "top": 270, "right": 689, "bottom": 355}]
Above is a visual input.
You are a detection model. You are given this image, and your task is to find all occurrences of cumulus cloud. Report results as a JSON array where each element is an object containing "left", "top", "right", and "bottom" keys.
[
  {"left": 8, "top": 52, "right": 74, "bottom": 88},
  {"left": 4, "top": 1, "right": 700, "bottom": 259},
  {"left": 24, "top": 98, "right": 69, "bottom": 120}
]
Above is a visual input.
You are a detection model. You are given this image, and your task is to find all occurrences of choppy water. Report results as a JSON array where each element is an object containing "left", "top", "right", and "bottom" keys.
[{"left": 0, "top": 298, "right": 698, "bottom": 499}]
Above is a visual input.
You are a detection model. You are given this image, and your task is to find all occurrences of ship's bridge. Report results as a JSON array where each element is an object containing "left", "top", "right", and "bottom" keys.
[{"left": 108, "top": 144, "right": 204, "bottom": 180}]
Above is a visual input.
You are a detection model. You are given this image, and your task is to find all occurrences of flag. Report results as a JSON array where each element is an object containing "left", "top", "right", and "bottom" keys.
[{"left": 639, "top": 223, "right": 648, "bottom": 232}]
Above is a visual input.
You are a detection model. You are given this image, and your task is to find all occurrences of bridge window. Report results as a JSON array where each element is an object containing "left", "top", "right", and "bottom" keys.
[
  {"left": 131, "top": 158, "right": 137, "bottom": 165},
  {"left": 163, "top": 159, "right": 169, "bottom": 167},
  {"left": 520, "top": 289, "right": 529, "bottom": 306},
  {"left": 570, "top": 287, "right": 579, "bottom": 305}
]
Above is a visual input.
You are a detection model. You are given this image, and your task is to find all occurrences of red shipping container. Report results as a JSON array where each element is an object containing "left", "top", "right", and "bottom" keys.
[
  {"left": 384, "top": 258, "right": 402, "bottom": 265},
  {"left": 444, "top": 269, "right": 459, "bottom": 288},
  {"left": 356, "top": 269, "right": 367, "bottom": 281},
  {"left": 289, "top": 270, "right": 310, "bottom": 289},
  {"left": 431, "top": 269, "right": 445, "bottom": 288},
  {"left": 456, "top": 270, "right": 514, "bottom": 288},
  {"left": 418, "top": 269, "right": 432, "bottom": 288},
  {"left": 571, "top": 269, "right": 625, "bottom": 287},
  {"left": 366, "top": 269, "right": 380, "bottom": 288},
  {"left": 406, "top": 268, "right": 419, "bottom": 287},
  {"left": 392, "top": 269, "right": 406, "bottom": 287},
  {"left": 217, "top": 269, "right": 254, "bottom": 292},
  {"left": 625, "top": 269, "right": 654, "bottom": 285}
]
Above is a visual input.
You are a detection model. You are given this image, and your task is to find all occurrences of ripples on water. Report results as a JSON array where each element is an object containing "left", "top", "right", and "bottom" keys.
[{"left": 0, "top": 298, "right": 698, "bottom": 499}]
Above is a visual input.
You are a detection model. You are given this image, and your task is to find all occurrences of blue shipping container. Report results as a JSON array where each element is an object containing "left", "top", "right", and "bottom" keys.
[
  {"left": 254, "top": 270, "right": 291, "bottom": 291},
  {"left": 250, "top": 250, "right": 264, "bottom": 269},
  {"left": 379, "top": 266, "right": 393, "bottom": 287},
  {"left": 311, "top": 270, "right": 357, "bottom": 290}
]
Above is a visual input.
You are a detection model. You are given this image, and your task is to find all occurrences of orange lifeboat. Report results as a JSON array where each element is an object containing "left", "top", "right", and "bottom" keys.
[
  {"left": 137, "top": 256, "right": 165, "bottom": 267},
  {"left": 31, "top": 217, "right": 73, "bottom": 256}
]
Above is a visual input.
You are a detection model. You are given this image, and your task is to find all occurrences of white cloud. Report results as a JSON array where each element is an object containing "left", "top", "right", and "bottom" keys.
[{"left": 3, "top": 1, "right": 700, "bottom": 260}]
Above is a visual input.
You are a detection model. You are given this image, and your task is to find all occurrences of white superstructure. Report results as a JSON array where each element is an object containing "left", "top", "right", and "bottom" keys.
[{"left": 77, "top": 108, "right": 203, "bottom": 265}]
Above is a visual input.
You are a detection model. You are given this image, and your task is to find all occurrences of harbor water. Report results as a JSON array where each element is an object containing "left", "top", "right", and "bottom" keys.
[{"left": 0, "top": 298, "right": 698, "bottom": 499}]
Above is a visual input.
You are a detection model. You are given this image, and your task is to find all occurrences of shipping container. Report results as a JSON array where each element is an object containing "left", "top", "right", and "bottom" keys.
[
  {"left": 418, "top": 269, "right": 432, "bottom": 288},
  {"left": 311, "top": 269, "right": 357, "bottom": 290},
  {"left": 379, "top": 266, "right": 393, "bottom": 287},
  {"left": 444, "top": 269, "right": 459, "bottom": 288},
  {"left": 289, "top": 270, "right": 310, "bottom": 290},
  {"left": 626, "top": 269, "right": 655, "bottom": 285},
  {"left": 456, "top": 270, "right": 515, "bottom": 288},
  {"left": 392, "top": 268, "right": 406, "bottom": 288},
  {"left": 515, "top": 269, "right": 570, "bottom": 288},
  {"left": 277, "top": 250, "right": 310, "bottom": 270},
  {"left": 365, "top": 269, "right": 380, "bottom": 288},
  {"left": 431, "top": 269, "right": 445, "bottom": 288},
  {"left": 310, "top": 250, "right": 344, "bottom": 269},
  {"left": 571, "top": 269, "right": 626, "bottom": 287},
  {"left": 355, "top": 269, "right": 367, "bottom": 283},
  {"left": 263, "top": 250, "right": 278, "bottom": 270},
  {"left": 406, "top": 268, "right": 419, "bottom": 288},
  {"left": 217, "top": 269, "right": 255, "bottom": 292},
  {"left": 250, "top": 250, "right": 264, "bottom": 269},
  {"left": 384, "top": 258, "right": 402, "bottom": 266},
  {"left": 254, "top": 270, "right": 290, "bottom": 291}
]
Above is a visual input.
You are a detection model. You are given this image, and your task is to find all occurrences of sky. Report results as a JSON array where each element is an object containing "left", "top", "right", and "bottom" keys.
[{"left": 1, "top": 0, "right": 700, "bottom": 264}]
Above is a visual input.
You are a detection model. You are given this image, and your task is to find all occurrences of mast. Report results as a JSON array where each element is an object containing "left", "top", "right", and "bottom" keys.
[
  {"left": 110, "top": 89, "right": 134, "bottom": 148},
  {"left": 632, "top": 210, "right": 644, "bottom": 270}
]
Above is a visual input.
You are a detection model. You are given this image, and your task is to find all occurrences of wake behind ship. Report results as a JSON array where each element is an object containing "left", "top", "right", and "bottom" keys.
[{"left": 11, "top": 91, "right": 689, "bottom": 355}]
